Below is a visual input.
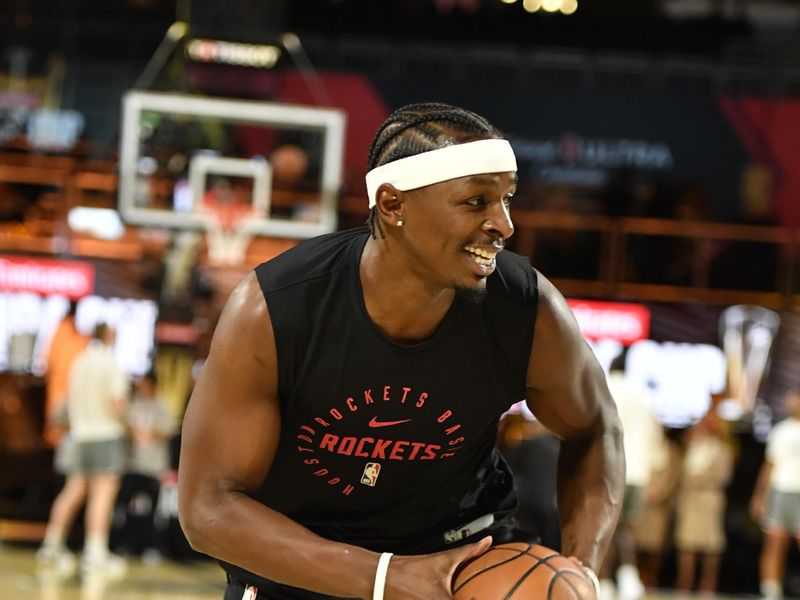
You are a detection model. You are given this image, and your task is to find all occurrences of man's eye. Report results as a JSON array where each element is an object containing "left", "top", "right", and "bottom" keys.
[
  {"left": 465, "top": 197, "right": 485, "bottom": 207},
  {"left": 503, "top": 196, "right": 514, "bottom": 208}
]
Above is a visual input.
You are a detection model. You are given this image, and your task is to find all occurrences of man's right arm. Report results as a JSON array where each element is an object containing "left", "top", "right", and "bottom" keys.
[{"left": 178, "top": 271, "right": 486, "bottom": 599}]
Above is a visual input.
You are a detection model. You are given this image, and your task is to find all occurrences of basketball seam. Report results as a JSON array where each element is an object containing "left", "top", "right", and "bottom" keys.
[
  {"left": 503, "top": 553, "right": 561, "bottom": 600},
  {"left": 453, "top": 544, "right": 534, "bottom": 594},
  {"left": 547, "top": 568, "right": 585, "bottom": 600}
]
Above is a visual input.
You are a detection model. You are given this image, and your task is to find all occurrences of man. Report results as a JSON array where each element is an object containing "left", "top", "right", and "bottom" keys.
[
  {"left": 750, "top": 390, "right": 800, "bottom": 600},
  {"left": 600, "top": 355, "right": 662, "bottom": 600},
  {"left": 37, "top": 323, "right": 129, "bottom": 576},
  {"left": 119, "top": 371, "right": 176, "bottom": 558},
  {"left": 179, "top": 103, "right": 625, "bottom": 600}
]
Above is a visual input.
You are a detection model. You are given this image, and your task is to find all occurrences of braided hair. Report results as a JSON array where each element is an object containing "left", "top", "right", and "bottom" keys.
[{"left": 366, "top": 103, "right": 503, "bottom": 239}]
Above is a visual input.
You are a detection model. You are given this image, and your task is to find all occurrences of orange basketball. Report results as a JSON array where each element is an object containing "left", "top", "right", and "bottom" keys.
[{"left": 453, "top": 543, "right": 596, "bottom": 600}]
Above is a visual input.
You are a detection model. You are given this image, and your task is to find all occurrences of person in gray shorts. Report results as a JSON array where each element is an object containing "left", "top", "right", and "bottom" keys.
[
  {"left": 37, "top": 323, "right": 130, "bottom": 576},
  {"left": 750, "top": 390, "right": 800, "bottom": 600}
]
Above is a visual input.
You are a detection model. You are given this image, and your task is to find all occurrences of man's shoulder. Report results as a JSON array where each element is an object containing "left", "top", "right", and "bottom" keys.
[{"left": 254, "top": 226, "right": 368, "bottom": 296}]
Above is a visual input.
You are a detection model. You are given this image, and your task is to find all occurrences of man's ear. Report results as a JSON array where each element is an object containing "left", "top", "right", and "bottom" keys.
[{"left": 375, "top": 184, "right": 404, "bottom": 226}]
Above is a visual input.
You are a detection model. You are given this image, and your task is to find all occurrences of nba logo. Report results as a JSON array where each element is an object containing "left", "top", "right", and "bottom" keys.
[
  {"left": 361, "top": 462, "right": 381, "bottom": 486},
  {"left": 242, "top": 585, "right": 258, "bottom": 600}
]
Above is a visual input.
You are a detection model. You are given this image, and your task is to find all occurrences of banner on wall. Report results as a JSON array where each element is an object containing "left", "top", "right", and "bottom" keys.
[
  {"left": 0, "top": 255, "right": 95, "bottom": 299},
  {"left": 567, "top": 298, "right": 726, "bottom": 428},
  {"left": 566, "top": 299, "right": 650, "bottom": 345}
]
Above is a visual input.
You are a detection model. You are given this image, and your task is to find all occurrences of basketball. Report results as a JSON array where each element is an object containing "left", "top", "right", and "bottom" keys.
[{"left": 453, "top": 543, "right": 597, "bottom": 600}]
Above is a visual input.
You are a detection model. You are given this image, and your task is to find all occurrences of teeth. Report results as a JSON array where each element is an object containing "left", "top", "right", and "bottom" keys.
[
  {"left": 464, "top": 246, "right": 497, "bottom": 262},
  {"left": 464, "top": 246, "right": 496, "bottom": 267}
]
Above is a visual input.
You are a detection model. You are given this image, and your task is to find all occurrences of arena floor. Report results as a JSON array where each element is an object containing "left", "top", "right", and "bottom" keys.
[
  {"left": 0, "top": 545, "right": 224, "bottom": 599},
  {"left": 0, "top": 544, "right": 757, "bottom": 600}
]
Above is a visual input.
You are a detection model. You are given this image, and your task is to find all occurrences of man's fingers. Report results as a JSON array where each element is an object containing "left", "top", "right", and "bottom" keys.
[
  {"left": 467, "top": 535, "right": 493, "bottom": 560},
  {"left": 566, "top": 556, "right": 599, "bottom": 599},
  {"left": 447, "top": 536, "right": 493, "bottom": 571}
]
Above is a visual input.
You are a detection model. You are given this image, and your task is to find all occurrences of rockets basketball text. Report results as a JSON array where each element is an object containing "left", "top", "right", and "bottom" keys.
[{"left": 295, "top": 384, "right": 469, "bottom": 496}]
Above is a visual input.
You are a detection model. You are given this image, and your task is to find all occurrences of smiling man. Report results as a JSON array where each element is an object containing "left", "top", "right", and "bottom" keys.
[{"left": 178, "top": 103, "right": 624, "bottom": 600}]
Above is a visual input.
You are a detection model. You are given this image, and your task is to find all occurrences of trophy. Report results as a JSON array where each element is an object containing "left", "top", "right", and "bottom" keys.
[{"left": 719, "top": 305, "right": 780, "bottom": 419}]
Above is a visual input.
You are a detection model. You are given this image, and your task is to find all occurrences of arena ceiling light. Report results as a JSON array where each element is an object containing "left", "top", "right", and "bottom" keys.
[
  {"left": 542, "top": 0, "right": 563, "bottom": 13},
  {"left": 561, "top": 0, "right": 579, "bottom": 15},
  {"left": 522, "top": 0, "right": 542, "bottom": 13}
]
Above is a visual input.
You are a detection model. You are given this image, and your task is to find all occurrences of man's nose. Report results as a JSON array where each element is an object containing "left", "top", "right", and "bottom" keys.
[{"left": 483, "top": 200, "right": 514, "bottom": 240}]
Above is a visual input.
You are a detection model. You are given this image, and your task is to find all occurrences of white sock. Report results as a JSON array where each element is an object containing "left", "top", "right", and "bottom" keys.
[
  {"left": 617, "top": 564, "right": 644, "bottom": 600},
  {"left": 617, "top": 564, "right": 640, "bottom": 580},
  {"left": 42, "top": 527, "right": 65, "bottom": 551},
  {"left": 761, "top": 580, "right": 782, "bottom": 599},
  {"left": 84, "top": 533, "right": 108, "bottom": 560}
]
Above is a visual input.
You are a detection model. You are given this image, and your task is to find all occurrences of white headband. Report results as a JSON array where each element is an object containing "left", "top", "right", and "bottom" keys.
[{"left": 365, "top": 139, "right": 517, "bottom": 208}]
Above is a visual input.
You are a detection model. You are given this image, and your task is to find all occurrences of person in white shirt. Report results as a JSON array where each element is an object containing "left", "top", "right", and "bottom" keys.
[
  {"left": 750, "top": 390, "right": 800, "bottom": 600},
  {"left": 37, "top": 323, "right": 130, "bottom": 576},
  {"left": 600, "top": 354, "right": 663, "bottom": 600}
]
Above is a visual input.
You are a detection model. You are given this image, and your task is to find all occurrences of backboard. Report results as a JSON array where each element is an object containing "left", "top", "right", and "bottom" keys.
[{"left": 118, "top": 91, "right": 346, "bottom": 239}]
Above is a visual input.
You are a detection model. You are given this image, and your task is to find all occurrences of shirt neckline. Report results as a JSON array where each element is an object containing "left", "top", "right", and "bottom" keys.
[{"left": 348, "top": 231, "right": 461, "bottom": 354}]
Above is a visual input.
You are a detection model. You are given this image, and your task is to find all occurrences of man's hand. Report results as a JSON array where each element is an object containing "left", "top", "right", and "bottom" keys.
[
  {"left": 383, "top": 536, "right": 492, "bottom": 600},
  {"left": 566, "top": 556, "right": 600, "bottom": 600}
]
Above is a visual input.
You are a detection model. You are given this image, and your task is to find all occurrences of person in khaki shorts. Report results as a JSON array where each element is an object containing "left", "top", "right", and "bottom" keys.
[
  {"left": 750, "top": 390, "right": 800, "bottom": 600},
  {"left": 673, "top": 410, "right": 734, "bottom": 593},
  {"left": 37, "top": 323, "right": 130, "bottom": 576}
]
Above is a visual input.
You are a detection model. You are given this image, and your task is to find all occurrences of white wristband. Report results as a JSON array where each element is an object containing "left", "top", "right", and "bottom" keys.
[{"left": 372, "top": 552, "right": 393, "bottom": 600}]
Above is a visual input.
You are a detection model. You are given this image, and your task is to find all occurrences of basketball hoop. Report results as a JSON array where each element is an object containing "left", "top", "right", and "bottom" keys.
[
  {"left": 201, "top": 206, "right": 257, "bottom": 267},
  {"left": 198, "top": 182, "right": 259, "bottom": 267}
]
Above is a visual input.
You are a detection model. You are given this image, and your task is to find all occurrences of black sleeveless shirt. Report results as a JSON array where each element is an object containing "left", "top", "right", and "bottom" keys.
[{"left": 222, "top": 226, "right": 539, "bottom": 597}]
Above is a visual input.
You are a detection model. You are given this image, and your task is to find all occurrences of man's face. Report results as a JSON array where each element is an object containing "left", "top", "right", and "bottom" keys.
[{"left": 397, "top": 170, "right": 516, "bottom": 291}]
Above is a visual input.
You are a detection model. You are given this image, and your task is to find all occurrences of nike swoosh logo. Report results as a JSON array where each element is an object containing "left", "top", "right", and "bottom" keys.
[{"left": 368, "top": 417, "right": 412, "bottom": 428}]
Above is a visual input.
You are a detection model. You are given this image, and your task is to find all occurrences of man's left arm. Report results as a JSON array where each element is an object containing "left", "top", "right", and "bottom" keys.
[{"left": 524, "top": 273, "right": 625, "bottom": 572}]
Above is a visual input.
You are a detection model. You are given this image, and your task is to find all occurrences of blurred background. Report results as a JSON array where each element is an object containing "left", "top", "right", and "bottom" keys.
[{"left": 1, "top": 0, "right": 799, "bottom": 597}]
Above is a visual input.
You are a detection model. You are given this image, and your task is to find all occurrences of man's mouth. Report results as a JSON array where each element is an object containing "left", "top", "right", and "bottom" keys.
[{"left": 463, "top": 244, "right": 502, "bottom": 267}]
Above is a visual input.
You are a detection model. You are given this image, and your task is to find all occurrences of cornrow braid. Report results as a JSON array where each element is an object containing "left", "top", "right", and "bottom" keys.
[{"left": 365, "top": 103, "right": 502, "bottom": 239}]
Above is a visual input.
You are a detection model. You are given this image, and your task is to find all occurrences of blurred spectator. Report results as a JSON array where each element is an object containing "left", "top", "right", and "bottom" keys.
[
  {"left": 499, "top": 413, "right": 560, "bottom": 551},
  {"left": 674, "top": 410, "right": 735, "bottom": 593},
  {"left": 749, "top": 390, "right": 800, "bottom": 600},
  {"left": 116, "top": 371, "right": 176, "bottom": 559},
  {"left": 600, "top": 354, "right": 663, "bottom": 600},
  {"left": 37, "top": 324, "right": 129, "bottom": 577},
  {"left": 43, "top": 301, "right": 88, "bottom": 449},
  {"left": 710, "top": 162, "right": 778, "bottom": 291},
  {"left": 630, "top": 181, "right": 712, "bottom": 286},
  {"left": 634, "top": 428, "right": 684, "bottom": 589},
  {"left": 529, "top": 184, "right": 600, "bottom": 279}
]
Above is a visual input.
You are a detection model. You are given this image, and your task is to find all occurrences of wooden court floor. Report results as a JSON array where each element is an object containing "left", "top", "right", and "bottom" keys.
[
  {"left": 0, "top": 544, "right": 755, "bottom": 600},
  {"left": 0, "top": 544, "right": 225, "bottom": 599}
]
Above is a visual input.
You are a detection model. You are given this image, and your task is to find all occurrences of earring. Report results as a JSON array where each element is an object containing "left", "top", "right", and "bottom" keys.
[{"left": 397, "top": 219, "right": 404, "bottom": 227}]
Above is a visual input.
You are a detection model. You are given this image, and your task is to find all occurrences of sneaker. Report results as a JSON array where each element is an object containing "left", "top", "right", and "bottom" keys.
[
  {"left": 141, "top": 547, "right": 163, "bottom": 566},
  {"left": 36, "top": 546, "right": 78, "bottom": 576},
  {"left": 599, "top": 579, "right": 617, "bottom": 600},
  {"left": 81, "top": 552, "right": 127, "bottom": 579},
  {"left": 760, "top": 580, "right": 783, "bottom": 600},
  {"left": 617, "top": 565, "right": 645, "bottom": 600}
]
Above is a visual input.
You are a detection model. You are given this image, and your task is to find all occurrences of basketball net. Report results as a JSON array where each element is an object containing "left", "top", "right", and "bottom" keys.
[
  {"left": 200, "top": 201, "right": 256, "bottom": 267},
  {"left": 206, "top": 206, "right": 253, "bottom": 267}
]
